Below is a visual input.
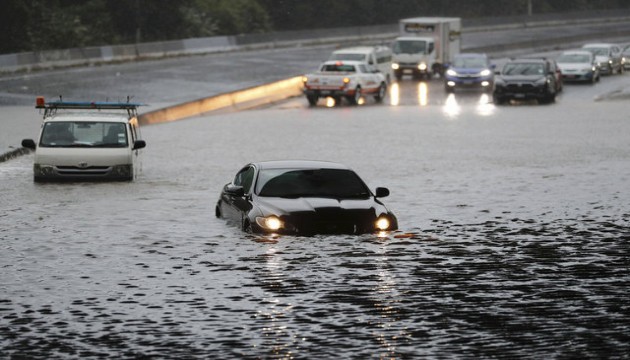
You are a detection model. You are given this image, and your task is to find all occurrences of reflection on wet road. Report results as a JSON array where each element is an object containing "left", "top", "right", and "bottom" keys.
[{"left": 2, "top": 76, "right": 630, "bottom": 357}]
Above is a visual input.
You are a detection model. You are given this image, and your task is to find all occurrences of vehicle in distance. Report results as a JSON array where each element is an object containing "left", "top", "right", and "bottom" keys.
[
  {"left": 444, "top": 53, "right": 494, "bottom": 92},
  {"left": 556, "top": 50, "right": 600, "bottom": 83},
  {"left": 392, "top": 17, "right": 461, "bottom": 80},
  {"left": 215, "top": 160, "right": 398, "bottom": 235},
  {"left": 622, "top": 45, "right": 630, "bottom": 70},
  {"left": 581, "top": 43, "right": 624, "bottom": 75},
  {"left": 21, "top": 97, "right": 146, "bottom": 182},
  {"left": 328, "top": 46, "right": 393, "bottom": 83},
  {"left": 493, "top": 58, "right": 559, "bottom": 105},
  {"left": 302, "top": 60, "right": 388, "bottom": 106}
]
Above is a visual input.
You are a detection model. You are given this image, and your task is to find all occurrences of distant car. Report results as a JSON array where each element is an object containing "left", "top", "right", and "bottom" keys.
[
  {"left": 493, "top": 58, "right": 559, "bottom": 105},
  {"left": 444, "top": 53, "right": 495, "bottom": 92},
  {"left": 215, "top": 160, "right": 398, "bottom": 235},
  {"left": 329, "top": 46, "right": 393, "bottom": 83},
  {"left": 581, "top": 43, "right": 624, "bottom": 75},
  {"left": 622, "top": 45, "right": 630, "bottom": 70},
  {"left": 556, "top": 50, "right": 600, "bottom": 84}
]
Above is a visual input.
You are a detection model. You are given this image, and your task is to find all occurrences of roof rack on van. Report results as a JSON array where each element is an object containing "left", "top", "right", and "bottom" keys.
[{"left": 35, "top": 96, "right": 144, "bottom": 118}]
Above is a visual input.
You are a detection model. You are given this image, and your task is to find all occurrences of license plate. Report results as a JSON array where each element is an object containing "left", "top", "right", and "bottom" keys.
[
  {"left": 463, "top": 80, "right": 474, "bottom": 85},
  {"left": 320, "top": 90, "right": 331, "bottom": 95},
  {"left": 514, "top": 93, "right": 525, "bottom": 98}
]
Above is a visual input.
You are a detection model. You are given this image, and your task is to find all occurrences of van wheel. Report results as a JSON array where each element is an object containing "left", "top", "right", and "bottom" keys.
[{"left": 374, "top": 83, "right": 387, "bottom": 103}]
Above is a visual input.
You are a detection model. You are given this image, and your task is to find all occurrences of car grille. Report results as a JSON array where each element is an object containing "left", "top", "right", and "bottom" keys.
[
  {"left": 56, "top": 166, "right": 111, "bottom": 176},
  {"left": 505, "top": 83, "right": 539, "bottom": 93},
  {"left": 287, "top": 208, "right": 374, "bottom": 235}
]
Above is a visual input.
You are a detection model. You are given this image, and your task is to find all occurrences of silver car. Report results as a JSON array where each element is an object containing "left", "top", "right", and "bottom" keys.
[
  {"left": 581, "top": 43, "right": 624, "bottom": 75},
  {"left": 556, "top": 50, "right": 600, "bottom": 84}
]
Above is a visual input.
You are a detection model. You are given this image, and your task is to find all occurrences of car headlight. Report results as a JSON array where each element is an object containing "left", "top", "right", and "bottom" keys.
[
  {"left": 391, "top": 63, "right": 400, "bottom": 70},
  {"left": 480, "top": 69, "right": 491, "bottom": 76},
  {"left": 446, "top": 69, "right": 457, "bottom": 76},
  {"left": 256, "top": 216, "right": 283, "bottom": 231},
  {"left": 418, "top": 62, "right": 427, "bottom": 71},
  {"left": 534, "top": 77, "right": 548, "bottom": 85},
  {"left": 375, "top": 216, "right": 391, "bottom": 231}
]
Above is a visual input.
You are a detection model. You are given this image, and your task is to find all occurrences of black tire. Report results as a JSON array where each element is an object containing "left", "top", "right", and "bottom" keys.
[
  {"left": 347, "top": 87, "right": 361, "bottom": 105},
  {"left": 493, "top": 94, "right": 507, "bottom": 105},
  {"left": 306, "top": 95, "right": 318, "bottom": 106},
  {"left": 243, "top": 220, "right": 252, "bottom": 233},
  {"left": 374, "top": 83, "right": 387, "bottom": 103}
]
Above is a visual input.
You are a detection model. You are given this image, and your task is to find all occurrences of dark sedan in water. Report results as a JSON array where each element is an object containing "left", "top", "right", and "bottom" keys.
[{"left": 215, "top": 160, "right": 398, "bottom": 235}]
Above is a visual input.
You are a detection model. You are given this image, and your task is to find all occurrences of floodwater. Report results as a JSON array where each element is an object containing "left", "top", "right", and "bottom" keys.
[{"left": 1, "top": 82, "right": 629, "bottom": 358}]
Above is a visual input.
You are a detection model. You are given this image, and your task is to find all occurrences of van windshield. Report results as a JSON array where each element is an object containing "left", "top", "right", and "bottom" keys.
[
  {"left": 40, "top": 122, "right": 128, "bottom": 148},
  {"left": 393, "top": 40, "right": 426, "bottom": 54},
  {"left": 329, "top": 53, "right": 367, "bottom": 62}
]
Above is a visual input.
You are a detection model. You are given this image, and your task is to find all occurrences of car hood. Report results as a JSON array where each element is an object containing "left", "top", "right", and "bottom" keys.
[
  {"left": 499, "top": 74, "right": 545, "bottom": 82},
  {"left": 451, "top": 67, "right": 487, "bottom": 74},
  {"left": 256, "top": 196, "right": 382, "bottom": 216},
  {"left": 557, "top": 62, "right": 592, "bottom": 71},
  {"left": 594, "top": 55, "right": 611, "bottom": 62}
]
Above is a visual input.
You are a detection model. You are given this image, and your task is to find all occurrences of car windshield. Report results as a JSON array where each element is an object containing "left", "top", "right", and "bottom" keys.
[
  {"left": 39, "top": 121, "right": 128, "bottom": 147},
  {"left": 453, "top": 57, "right": 487, "bottom": 68},
  {"left": 321, "top": 64, "right": 356, "bottom": 72},
  {"left": 502, "top": 63, "right": 544, "bottom": 75},
  {"left": 329, "top": 53, "right": 366, "bottom": 62},
  {"left": 256, "top": 168, "right": 371, "bottom": 199},
  {"left": 584, "top": 47, "right": 608, "bottom": 56},
  {"left": 557, "top": 54, "right": 591, "bottom": 63},
  {"left": 393, "top": 40, "right": 426, "bottom": 54}
]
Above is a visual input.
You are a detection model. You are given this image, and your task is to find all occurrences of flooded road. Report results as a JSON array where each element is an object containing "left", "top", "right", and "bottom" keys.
[{"left": 2, "top": 72, "right": 629, "bottom": 358}]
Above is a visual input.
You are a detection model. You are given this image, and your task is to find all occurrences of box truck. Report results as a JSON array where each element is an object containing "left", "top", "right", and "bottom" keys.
[{"left": 391, "top": 17, "right": 461, "bottom": 80}]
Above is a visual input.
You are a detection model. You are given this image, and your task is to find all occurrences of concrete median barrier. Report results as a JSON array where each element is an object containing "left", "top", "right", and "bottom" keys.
[{"left": 138, "top": 76, "right": 304, "bottom": 125}]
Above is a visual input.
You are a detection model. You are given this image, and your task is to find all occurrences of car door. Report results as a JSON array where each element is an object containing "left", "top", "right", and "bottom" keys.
[{"left": 222, "top": 165, "right": 256, "bottom": 225}]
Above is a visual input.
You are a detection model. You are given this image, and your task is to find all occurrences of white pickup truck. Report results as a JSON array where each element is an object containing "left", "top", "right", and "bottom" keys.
[{"left": 302, "top": 60, "right": 388, "bottom": 106}]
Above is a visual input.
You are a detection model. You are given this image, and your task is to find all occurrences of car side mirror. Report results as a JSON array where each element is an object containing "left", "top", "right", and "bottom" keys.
[
  {"left": 21, "top": 139, "right": 36, "bottom": 150},
  {"left": 133, "top": 140, "right": 146, "bottom": 150},
  {"left": 225, "top": 185, "right": 245, "bottom": 197},
  {"left": 375, "top": 187, "right": 390, "bottom": 198}
]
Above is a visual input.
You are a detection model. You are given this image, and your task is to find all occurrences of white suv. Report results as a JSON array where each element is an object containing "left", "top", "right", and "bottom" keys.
[{"left": 21, "top": 97, "right": 146, "bottom": 182}]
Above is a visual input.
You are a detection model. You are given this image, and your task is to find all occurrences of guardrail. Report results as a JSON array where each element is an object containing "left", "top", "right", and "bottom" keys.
[{"left": 2, "top": 9, "right": 630, "bottom": 74}]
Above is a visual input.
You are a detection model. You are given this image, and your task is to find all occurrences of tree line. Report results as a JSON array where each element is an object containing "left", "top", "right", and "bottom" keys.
[{"left": 2, "top": 0, "right": 628, "bottom": 54}]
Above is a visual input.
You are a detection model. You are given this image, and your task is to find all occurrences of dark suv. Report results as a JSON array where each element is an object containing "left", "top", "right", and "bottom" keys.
[{"left": 493, "top": 58, "right": 559, "bottom": 105}]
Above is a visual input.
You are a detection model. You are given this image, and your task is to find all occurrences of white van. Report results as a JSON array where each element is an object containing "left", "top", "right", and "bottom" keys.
[
  {"left": 329, "top": 46, "right": 394, "bottom": 83},
  {"left": 21, "top": 97, "right": 146, "bottom": 182}
]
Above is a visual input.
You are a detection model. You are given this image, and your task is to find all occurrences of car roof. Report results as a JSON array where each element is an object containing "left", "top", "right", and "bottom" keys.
[
  {"left": 254, "top": 160, "right": 351, "bottom": 171},
  {"left": 332, "top": 46, "right": 386, "bottom": 54},
  {"left": 582, "top": 43, "right": 615, "bottom": 48},
  {"left": 45, "top": 112, "right": 132, "bottom": 123},
  {"left": 507, "top": 58, "right": 547, "bottom": 64},
  {"left": 455, "top": 53, "right": 487, "bottom": 58},
  {"left": 322, "top": 60, "right": 367, "bottom": 66},
  {"left": 561, "top": 50, "right": 593, "bottom": 55}
]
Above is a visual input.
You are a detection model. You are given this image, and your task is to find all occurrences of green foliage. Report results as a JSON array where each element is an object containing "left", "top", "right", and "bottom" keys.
[{"left": 0, "top": 0, "right": 629, "bottom": 54}]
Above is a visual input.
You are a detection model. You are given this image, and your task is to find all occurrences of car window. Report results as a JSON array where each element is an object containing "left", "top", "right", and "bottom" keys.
[
  {"left": 234, "top": 166, "right": 255, "bottom": 193},
  {"left": 558, "top": 54, "right": 591, "bottom": 63},
  {"left": 330, "top": 53, "right": 366, "bottom": 62},
  {"left": 321, "top": 64, "right": 356, "bottom": 72},
  {"left": 502, "top": 63, "right": 544, "bottom": 75},
  {"left": 453, "top": 57, "right": 487, "bottom": 68},
  {"left": 256, "top": 168, "right": 371, "bottom": 199}
]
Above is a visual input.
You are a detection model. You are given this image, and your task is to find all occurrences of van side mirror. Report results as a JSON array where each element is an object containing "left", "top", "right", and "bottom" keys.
[
  {"left": 21, "top": 139, "right": 36, "bottom": 150},
  {"left": 133, "top": 140, "right": 146, "bottom": 150}
]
